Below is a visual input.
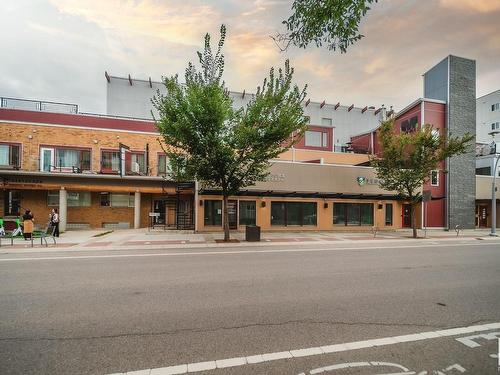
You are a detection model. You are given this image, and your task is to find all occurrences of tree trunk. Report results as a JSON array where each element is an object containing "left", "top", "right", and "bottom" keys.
[
  {"left": 223, "top": 194, "right": 230, "bottom": 242},
  {"left": 411, "top": 201, "right": 418, "bottom": 238}
]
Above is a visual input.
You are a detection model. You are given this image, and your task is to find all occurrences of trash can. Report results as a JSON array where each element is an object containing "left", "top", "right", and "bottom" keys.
[{"left": 245, "top": 225, "right": 261, "bottom": 242}]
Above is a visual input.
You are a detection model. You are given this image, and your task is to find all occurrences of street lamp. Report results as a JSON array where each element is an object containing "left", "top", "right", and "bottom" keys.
[{"left": 488, "top": 131, "right": 499, "bottom": 236}]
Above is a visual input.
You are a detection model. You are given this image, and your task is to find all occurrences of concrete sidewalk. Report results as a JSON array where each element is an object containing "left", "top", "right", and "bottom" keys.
[{"left": 0, "top": 227, "right": 498, "bottom": 252}]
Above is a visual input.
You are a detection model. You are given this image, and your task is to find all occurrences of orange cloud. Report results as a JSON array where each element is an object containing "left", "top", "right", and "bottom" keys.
[
  {"left": 49, "top": 0, "right": 220, "bottom": 46},
  {"left": 440, "top": 0, "right": 500, "bottom": 12}
]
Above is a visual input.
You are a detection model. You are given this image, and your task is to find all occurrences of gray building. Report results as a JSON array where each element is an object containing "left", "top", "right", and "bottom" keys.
[
  {"left": 424, "top": 55, "right": 476, "bottom": 229},
  {"left": 105, "top": 74, "right": 386, "bottom": 150}
]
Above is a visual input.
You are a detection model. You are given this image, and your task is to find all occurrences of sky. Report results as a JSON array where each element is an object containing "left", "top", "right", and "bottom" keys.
[{"left": 1, "top": 0, "right": 499, "bottom": 114}]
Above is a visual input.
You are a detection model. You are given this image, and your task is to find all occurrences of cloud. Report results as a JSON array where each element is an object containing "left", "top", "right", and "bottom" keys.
[
  {"left": 440, "top": 0, "right": 500, "bottom": 13},
  {"left": 49, "top": 0, "right": 220, "bottom": 46}
]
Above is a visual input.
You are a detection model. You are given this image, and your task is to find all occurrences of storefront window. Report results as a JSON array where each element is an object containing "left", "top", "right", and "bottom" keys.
[
  {"left": 271, "top": 202, "right": 317, "bottom": 226},
  {"left": 48, "top": 191, "right": 91, "bottom": 207},
  {"left": 239, "top": 201, "right": 256, "bottom": 226},
  {"left": 110, "top": 193, "right": 135, "bottom": 207},
  {"left": 204, "top": 200, "right": 222, "bottom": 226},
  {"left": 333, "top": 203, "right": 374, "bottom": 226},
  {"left": 385, "top": 203, "right": 393, "bottom": 226}
]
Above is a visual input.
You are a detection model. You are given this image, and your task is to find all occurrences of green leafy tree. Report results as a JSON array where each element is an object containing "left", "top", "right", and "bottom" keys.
[
  {"left": 153, "top": 25, "right": 307, "bottom": 241},
  {"left": 370, "top": 120, "right": 473, "bottom": 238},
  {"left": 274, "top": 0, "right": 378, "bottom": 52}
]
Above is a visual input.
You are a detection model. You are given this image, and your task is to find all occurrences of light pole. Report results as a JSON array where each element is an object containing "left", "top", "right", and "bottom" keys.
[{"left": 488, "top": 131, "right": 499, "bottom": 236}]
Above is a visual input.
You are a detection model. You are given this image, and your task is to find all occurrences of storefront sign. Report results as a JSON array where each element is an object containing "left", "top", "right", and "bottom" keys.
[
  {"left": 266, "top": 173, "right": 285, "bottom": 182},
  {"left": 356, "top": 176, "right": 381, "bottom": 186}
]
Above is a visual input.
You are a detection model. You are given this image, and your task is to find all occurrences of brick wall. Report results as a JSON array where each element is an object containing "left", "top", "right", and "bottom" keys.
[{"left": 0, "top": 122, "right": 166, "bottom": 176}]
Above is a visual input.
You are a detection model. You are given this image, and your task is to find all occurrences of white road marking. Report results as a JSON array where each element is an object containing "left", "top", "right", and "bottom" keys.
[
  {"left": 0, "top": 242, "right": 496, "bottom": 263},
  {"left": 455, "top": 330, "right": 500, "bottom": 348},
  {"left": 106, "top": 322, "right": 499, "bottom": 375}
]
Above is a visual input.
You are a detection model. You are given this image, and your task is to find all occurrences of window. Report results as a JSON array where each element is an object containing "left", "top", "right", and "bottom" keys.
[
  {"left": 385, "top": 203, "right": 393, "bottom": 226},
  {"left": 204, "top": 200, "right": 222, "bottom": 226},
  {"left": 321, "top": 117, "right": 332, "bottom": 126},
  {"left": 401, "top": 116, "right": 418, "bottom": 133},
  {"left": 0, "top": 143, "right": 20, "bottom": 168},
  {"left": 157, "top": 154, "right": 173, "bottom": 177},
  {"left": 305, "top": 130, "right": 328, "bottom": 148},
  {"left": 491, "top": 122, "right": 499, "bottom": 130},
  {"left": 333, "top": 203, "right": 374, "bottom": 226},
  {"left": 47, "top": 191, "right": 91, "bottom": 207},
  {"left": 100, "top": 192, "right": 110, "bottom": 207},
  {"left": 129, "top": 153, "right": 146, "bottom": 174},
  {"left": 101, "top": 151, "right": 120, "bottom": 173},
  {"left": 239, "top": 201, "right": 256, "bottom": 226},
  {"left": 476, "top": 167, "right": 491, "bottom": 176},
  {"left": 430, "top": 170, "right": 439, "bottom": 186},
  {"left": 270, "top": 202, "right": 317, "bottom": 226},
  {"left": 110, "top": 193, "right": 135, "bottom": 207},
  {"left": 492, "top": 103, "right": 499, "bottom": 111},
  {"left": 55, "top": 148, "right": 91, "bottom": 171}
]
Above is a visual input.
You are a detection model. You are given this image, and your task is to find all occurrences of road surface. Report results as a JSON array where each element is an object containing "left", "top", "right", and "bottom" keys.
[{"left": 0, "top": 239, "right": 499, "bottom": 374}]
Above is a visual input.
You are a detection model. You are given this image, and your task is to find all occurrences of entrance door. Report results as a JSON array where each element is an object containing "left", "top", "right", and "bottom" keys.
[
  {"left": 402, "top": 204, "right": 412, "bottom": 228},
  {"left": 4, "top": 190, "right": 21, "bottom": 216},
  {"left": 476, "top": 205, "right": 488, "bottom": 228},
  {"left": 228, "top": 200, "right": 238, "bottom": 230},
  {"left": 40, "top": 147, "right": 54, "bottom": 172},
  {"left": 153, "top": 200, "right": 166, "bottom": 225}
]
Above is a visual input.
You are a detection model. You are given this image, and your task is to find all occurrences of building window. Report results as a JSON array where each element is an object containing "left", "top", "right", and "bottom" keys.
[
  {"left": 100, "top": 192, "right": 110, "bottom": 206},
  {"left": 110, "top": 193, "right": 135, "bottom": 207},
  {"left": 101, "top": 151, "right": 120, "bottom": 173},
  {"left": 333, "top": 203, "right": 374, "bottom": 226},
  {"left": 385, "top": 203, "right": 393, "bottom": 226},
  {"left": 204, "top": 200, "right": 222, "bottom": 226},
  {"left": 321, "top": 117, "right": 332, "bottom": 126},
  {"left": 41, "top": 147, "right": 91, "bottom": 172},
  {"left": 401, "top": 116, "right": 418, "bottom": 133},
  {"left": 129, "top": 153, "right": 146, "bottom": 175},
  {"left": 0, "top": 143, "right": 20, "bottom": 169},
  {"left": 430, "top": 170, "right": 439, "bottom": 186},
  {"left": 48, "top": 191, "right": 91, "bottom": 207},
  {"left": 492, "top": 103, "right": 499, "bottom": 111},
  {"left": 239, "top": 201, "right": 256, "bottom": 226},
  {"left": 270, "top": 202, "right": 317, "bottom": 226},
  {"left": 158, "top": 154, "right": 174, "bottom": 177},
  {"left": 305, "top": 130, "right": 328, "bottom": 148},
  {"left": 476, "top": 166, "right": 491, "bottom": 176}
]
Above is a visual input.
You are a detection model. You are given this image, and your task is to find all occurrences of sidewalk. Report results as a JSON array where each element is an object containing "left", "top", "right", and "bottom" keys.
[{"left": 1, "top": 227, "right": 498, "bottom": 253}]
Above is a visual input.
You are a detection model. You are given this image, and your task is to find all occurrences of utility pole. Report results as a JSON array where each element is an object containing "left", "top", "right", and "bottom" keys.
[{"left": 488, "top": 131, "right": 499, "bottom": 236}]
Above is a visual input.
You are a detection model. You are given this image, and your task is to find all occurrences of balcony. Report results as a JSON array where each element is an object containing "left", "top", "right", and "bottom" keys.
[{"left": 1, "top": 97, "right": 78, "bottom": 114}]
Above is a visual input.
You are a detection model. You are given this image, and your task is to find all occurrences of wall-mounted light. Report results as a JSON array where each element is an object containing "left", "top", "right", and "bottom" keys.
[
  {"left": 27, "top": 135, "right": 33, "bottom": 140},
  {"left": 93, "top": 140, "right": 98, "bottom": 144},
  {"left": 116, "top": 135, "right": 120, "bottom": 139}
]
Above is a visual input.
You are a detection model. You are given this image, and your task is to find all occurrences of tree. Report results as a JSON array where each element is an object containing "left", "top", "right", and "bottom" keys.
[
  {"left": 153, "top": 25, "right": 307, "bottom": 241},
  {"left": 370, "top": 120, "right": 473, "bottom": 238},
  {"left": 274, "top": 0, "right": 378, "bottom": 52}
]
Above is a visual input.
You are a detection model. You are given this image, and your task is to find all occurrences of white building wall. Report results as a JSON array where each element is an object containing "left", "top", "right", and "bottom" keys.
[
  {"left": 476, "top": 89, "right": 500, "bottom": 143},
  {"left": 106, "top": 75, "right": 385, "bottom": 147}
]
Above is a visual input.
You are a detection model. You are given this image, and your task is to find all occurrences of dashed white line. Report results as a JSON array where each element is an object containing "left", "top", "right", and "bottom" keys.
[{"left": 107, "top": 322, "right": 500, "bottom": 375}]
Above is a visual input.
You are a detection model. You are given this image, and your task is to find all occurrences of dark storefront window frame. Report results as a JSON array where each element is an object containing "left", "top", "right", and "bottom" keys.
[
  {"left": 204, "top": 200, "right": 222, "bottom": 226},
  {"left": 385, "top": 203, "right": 393, "bottom": 226},
  {"left": 270, "top": 201, "right": 317, "bottom": 226},
  {"left": 239, "top": 200, "right": 256, "bottom": 226},
  {"left": 333, "top": 202, "right": 374, "bottom": 226}
]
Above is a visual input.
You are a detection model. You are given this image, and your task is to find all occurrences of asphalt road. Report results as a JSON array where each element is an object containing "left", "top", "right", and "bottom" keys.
[{"left": 0, "top": 240, "right": 499, "bottom": 374}]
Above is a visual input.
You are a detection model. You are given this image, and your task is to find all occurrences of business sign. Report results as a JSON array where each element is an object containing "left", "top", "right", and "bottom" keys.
[
  {"left": 266, "top": 173, "right": 285, "bottom": 182},
  {"left": 119, "top": 143, "right": 130, "bottom": 177},
  {"left": 356, "top": 177, "right": 382, "bottom": 186}
]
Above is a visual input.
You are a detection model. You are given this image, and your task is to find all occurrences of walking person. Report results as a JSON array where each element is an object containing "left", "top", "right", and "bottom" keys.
[
  {"left": 22, "top": 209, "right": 34, "bottom": 240},
  {"left": 50, "top": 208, "right": 60, "bottom": 237}
]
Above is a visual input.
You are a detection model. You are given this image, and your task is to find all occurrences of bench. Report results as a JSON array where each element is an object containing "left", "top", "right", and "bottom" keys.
[{"left": 0, "top": 225, "right": 56, "bottom": 248}]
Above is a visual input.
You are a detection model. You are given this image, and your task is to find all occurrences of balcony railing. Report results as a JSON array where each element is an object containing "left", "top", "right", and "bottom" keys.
[{"left": 1, "top": 97, "right": 78, "bottom": 114}]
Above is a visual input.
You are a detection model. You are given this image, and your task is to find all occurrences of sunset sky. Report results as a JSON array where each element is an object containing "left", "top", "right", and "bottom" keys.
[{"left": 1, "top": 0, "right": 499, "bottom": 114}]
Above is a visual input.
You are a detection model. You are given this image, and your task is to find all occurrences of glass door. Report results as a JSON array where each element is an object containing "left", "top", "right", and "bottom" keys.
[
  {"left": 40, "top": 147, "right": 54, "bottom": 172},
  {"left": 228, "top": 200, "right": 238, "bottom": 230}
]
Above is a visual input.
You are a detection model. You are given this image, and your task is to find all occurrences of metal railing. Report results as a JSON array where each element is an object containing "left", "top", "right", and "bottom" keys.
[{"left": 1, "top": 97, "right": 78, "bottom": 114}]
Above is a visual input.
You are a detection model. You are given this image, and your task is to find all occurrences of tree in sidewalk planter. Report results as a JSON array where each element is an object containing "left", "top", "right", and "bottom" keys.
[
  {"left": 370, "top": 120, "right": 473, "bottom": 239},
  {"left": 274, "top": 0, "right": 378, "bottom": 53},
  {"left": 153, "top": 25, "right": 307, "bottom": 241}
]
